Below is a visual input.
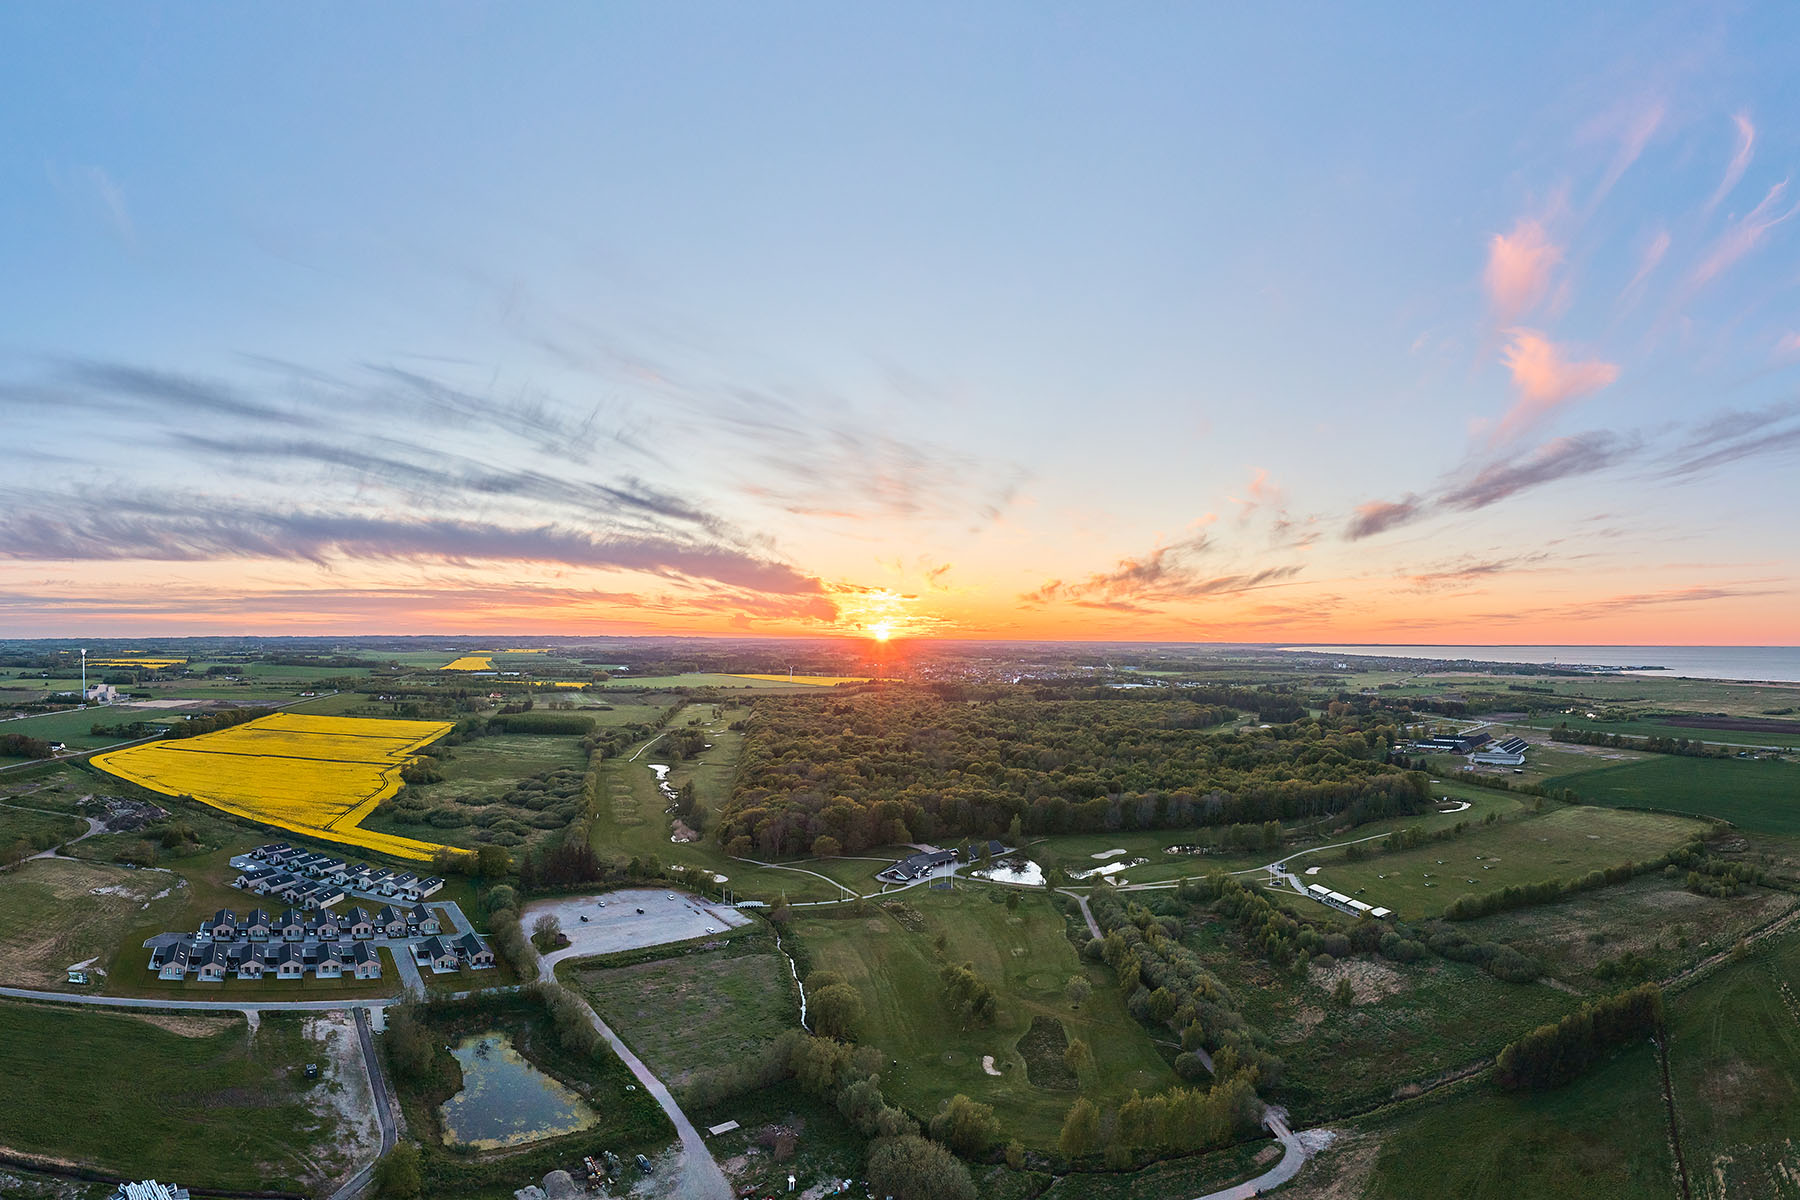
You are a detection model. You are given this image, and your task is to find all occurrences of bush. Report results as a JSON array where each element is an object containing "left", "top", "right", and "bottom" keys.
[
  {"left": 928, "top": 1094, "right": 1000, "bottom": 1157},
  {"left": 867, "top": 1135, "right": 976, "bottom": 1200}
]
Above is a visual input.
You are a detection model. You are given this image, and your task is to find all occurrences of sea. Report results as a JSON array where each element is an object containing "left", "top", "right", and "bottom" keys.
[{"left": 1279, "top": 645, "right": 1800, "bottom": 685}]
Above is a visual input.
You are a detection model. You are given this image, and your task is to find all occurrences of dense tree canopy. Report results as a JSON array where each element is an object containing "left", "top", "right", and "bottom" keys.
[{"left": 720, "top": 689, "right": 1424, "bottom": 856}]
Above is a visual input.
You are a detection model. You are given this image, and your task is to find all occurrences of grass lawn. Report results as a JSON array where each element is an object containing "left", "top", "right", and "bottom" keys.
[
  {"left": 0, "top": 1001, "right": 358, "bottom": 1192},
  {"left": 1304, "top": 806, "right": 1706, "bottom": 919},
  {"left": 0, "top": 802, "right": 86, "bottom": 848},
  {"left": 1548, "top": 755, "right": 1800, "bottom": 834},
  {"left": 1667, "top": 929, "right": 1800, "bottom": 1198},
  {"left": 1518, "top": 712, "right": 1800, "bottom": 750},
  {"left": 568, "top": 931, "right": 798, "bottom": 1093},
  {"left": 792, "top": 887, "right": 1176, "bottom": 1148},
  {"left": 1358, "top": 1042, "right": 1673, "bottom": 1199},
  {"left": 0, "top": 857, "right": 190, "bottom": 989},
  {"left": 1037, "top": 1140, "right": 1274, "bottom": 1199},
  {"left": 0, "top": 708, "right": 126, "bottom": 753}
]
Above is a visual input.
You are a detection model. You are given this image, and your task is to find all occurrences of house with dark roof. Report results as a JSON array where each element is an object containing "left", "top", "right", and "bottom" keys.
[
  {"left": 276, "top": 909, "right": 308, "bottom": 941},
  {"left": 207, "top": 909, "right": 237, "bottom": 940},
  {"left": 406, "top": 903, "right": 439, "bottom": 935},
  {"left": 453, "top": 932, "right": 494, "bottom": 967},
  {"left": 415, "top": 936, "right": 460, "bottom": 971},
  {"left": 342, "top": 906, "right": 375, "bottom": 940},
  {"left": 351, "top": 942, "right": 381, "bottom": 979},
  {"left": 241, "top": 909, "right": 271, "bottom": 941},
  {"left": 375, "top": 905, "right": 409, "bottom": 938}
]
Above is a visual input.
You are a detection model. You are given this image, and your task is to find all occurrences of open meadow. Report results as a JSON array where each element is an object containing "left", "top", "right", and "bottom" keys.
[
  {"left": 569, "top": 929, "right": 798, "bottom": 1093},
  {"left": 91, "top": 712, "right": 454, "bottom": 859},
  {"left": 1304, "top": 805, "right": 1705, "bottom": 919},
  {"left": 0, "top": 1001, "right": 376, "bottom": 1193},
  {"left": 792, "top": 886, "right": 1176, "bottom": 1148},
  {"left": 1548, "top": 754, "right": 1800, "bottom": 834}
]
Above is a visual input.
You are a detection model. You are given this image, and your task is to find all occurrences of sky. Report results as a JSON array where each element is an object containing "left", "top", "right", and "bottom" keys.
[{"left": 3, "top": 3, "right": 1799, "bottom": 644}]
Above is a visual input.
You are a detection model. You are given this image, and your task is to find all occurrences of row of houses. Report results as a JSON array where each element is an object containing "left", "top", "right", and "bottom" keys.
[
  {"left": 202, "top": 903, "right": 440, "bottom": 943},
  {"left": 245, "top": 843, "right": 443, "bottom": 901},
  {"left": 1305, "top": 883, "right": 1393, "bottom": 920},
  {"left": 231, "top": 868, "right": 346, "bottom": 910},
  {"left": 151, "top": 937, "right": 383, "bottom": 982},
  {"left": 417, "top": 932, "right": 495, "bottom": 970}
]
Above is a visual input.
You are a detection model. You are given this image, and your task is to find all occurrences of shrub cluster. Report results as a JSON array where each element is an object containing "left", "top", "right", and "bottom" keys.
[{"left": 1494, "top": 983, "right": 1664, "bottom": 1090}]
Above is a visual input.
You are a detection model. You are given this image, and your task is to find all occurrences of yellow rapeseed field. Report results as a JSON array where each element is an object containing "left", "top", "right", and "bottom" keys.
[
  {"left": 86, "top": 657, "right": 187, "bottom": 668},
  {"left": 440, "top": 655, "right": 494, "bottom": 671},
  {"left": 91, "top": 713, "right": 454, "bottom": 861}
]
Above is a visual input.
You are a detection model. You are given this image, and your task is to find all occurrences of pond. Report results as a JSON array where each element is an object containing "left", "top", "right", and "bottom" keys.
[{"left": 438, "top": 1032, "right": 599, "bottom": 1149}]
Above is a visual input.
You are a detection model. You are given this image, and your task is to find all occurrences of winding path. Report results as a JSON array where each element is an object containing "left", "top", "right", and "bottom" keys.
[{"left": 536, "top": 945, "right": 731, "bottom": 1200}]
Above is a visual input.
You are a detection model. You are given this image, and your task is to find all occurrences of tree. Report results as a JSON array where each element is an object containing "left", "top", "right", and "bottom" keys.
[
  {"left": 810, "top": 982, "right": 865, "bottom": 1040},
  {"left": 476, "top": 842, "right": 512, "bottom": 879},
  {"left": 1065, "top": 975, "right": 1092, "bottom": 1008},
  {"left": 531, "top": 913, "right": 563, "bottom": 951},
  {"left": 372, "top": 1141, "right": 421, "bottom": 1198},
  {"left": 865, "top": 1135, "right": 975, "bottom": 1200},
  {"left": 928, "top": 1093, "right": 1000, "bottom": 1156},
  {"left": 483, "top": 884, "right": 519, "bottom": 915},
  {"left": 813, "top": 834, "right": 842, "bottom": 858},
  {"left": 1063, "top": 1037, "right": 1094, "bottom": 1077},
  {"left": 1058, "top": 1097, "right": 1101, "bottom": 1158},
  {"left": 1333, "top": 977, "right": 1354, "bottom": 1006}
]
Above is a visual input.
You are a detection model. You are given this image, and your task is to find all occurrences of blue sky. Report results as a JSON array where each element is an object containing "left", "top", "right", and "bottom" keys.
[{"left": 2, "top": 3, "right": 1797, "bottom": 640}]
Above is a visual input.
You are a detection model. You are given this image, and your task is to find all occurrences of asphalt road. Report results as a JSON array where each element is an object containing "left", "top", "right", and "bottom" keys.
[
  {"left": 327, "top": 1008, "right": 398, "bottom": 1200},
  {"left": 0, "top": 985, "right": 397, "bottom": 1011}
]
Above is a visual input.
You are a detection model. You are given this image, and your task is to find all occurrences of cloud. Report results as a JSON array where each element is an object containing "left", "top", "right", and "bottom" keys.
[
  {"left": 0, "top": 497, "right": 826, "bottom": 596},
  {"left": 1403, "top": 552, "right": 1550, "bottom": 590},
  {"left": 1346, "top": 433, "right": 1630, "bottom": 541},
  {"left": 1484, "top": 220, "right": 1562, "bottom": 322},
  {"left": 1345, "top": 496, "right": 1425, "bottom": 541},
  {"left": 1227, "top": 467, "right": 1283, "bottom": 522},
  {"left": 1660, "top": 400, "right": 1800, "bottom": 478},
  {"left": 1624, "top": 229, "right": 1670, "bottom": 298},
  {"left": 1691, "top": 179, "right": 1800, "bottom": 287},
  {"left": 1586, "top": 100, "right": 1664, "bottom": 212},
  {"left": 1441, "top": 432, "right": 1628, "bottom": 511},
  {"left": 1776, "top": 332, "right": 1800, "bottom": 359},
  {"left": 1495, "top": 330, "right": 1619, "bottom": 439},
  {"left": 1704, "top": 112, "right": 1757, "bottom": 214},
  {"left": 1021, "top": 534, "right": 1302, "bottom": 611}
]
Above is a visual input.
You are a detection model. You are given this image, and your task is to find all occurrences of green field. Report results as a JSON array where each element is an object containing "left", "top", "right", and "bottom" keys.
[
  {"left": 569, "top": 932, "right": 798, "bottom": 1092},
  {"left": 596, "top": 673, "right": 837, "bottom": 690},
  {"left": 1303, "top": 806, "right": 1705, "bottom": 919},
  {"left": 1548, "top": 755, "right": 1800, "bottom": 834},
  {"left": 0, "top": 709, "right": 134, "bottom": 754},
  {"left": 1668, "top": 929, "right": 1800, "bottom": 1198},
  {"left": 0, "top": 1001, "right": 367, "bottom": 1192},
  {"left": 1358, "top": 1041, "right": 1673, "bottom": 1199},
  {"left": 792, "top": 886, "right": 1176, "bottom": 1147},
  {"left": 1519, "top": 712, "right": 1800, "bottom": 749}
]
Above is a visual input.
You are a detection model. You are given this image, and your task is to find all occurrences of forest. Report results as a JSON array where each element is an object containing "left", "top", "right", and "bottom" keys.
[{"left": 719, "top": 689, "right": 1427, "bottom": 856}]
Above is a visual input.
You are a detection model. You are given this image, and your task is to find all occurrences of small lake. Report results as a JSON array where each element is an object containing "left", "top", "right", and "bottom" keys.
[{"left": 438, "top": 1032, "right": 599, "bottom": 1149}]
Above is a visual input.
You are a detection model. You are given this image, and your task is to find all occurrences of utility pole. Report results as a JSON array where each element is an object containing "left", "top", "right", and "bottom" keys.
[{"left": 80, "top": 648, "right": 87, "bottom": 703}]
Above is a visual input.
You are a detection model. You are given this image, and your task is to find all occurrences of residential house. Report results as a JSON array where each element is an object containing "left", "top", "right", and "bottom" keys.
[
  {"left": 342, "top": 906, "right": 375, "bottom": 940},
  {"left": 375, "top": 905, "right": 409, "bottom": 938},
  {"left": 277, "top": 908, "right": 308, "bottom": 941},
  {"left": 350, "top": 942, "right": 381, "bottom": 979},
  {"left": 241, "top": 909, "right": 271, "bottom": 941},
  {"left": 207, "top": 909, "right": 237, "bottom": 940},
  {"left": 453, "top": 932, "right": 494, "bottom": 968},
  {"left": 416, "top": 936, "right": 460, "bottom": 971},
  {"left": 406, "top": 903, "right": 440, "bottom": 935}
]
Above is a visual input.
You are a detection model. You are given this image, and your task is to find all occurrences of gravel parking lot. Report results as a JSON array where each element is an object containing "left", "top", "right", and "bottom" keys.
[{"left": 523, "top": 888, "right": 751, "bottom": 959}]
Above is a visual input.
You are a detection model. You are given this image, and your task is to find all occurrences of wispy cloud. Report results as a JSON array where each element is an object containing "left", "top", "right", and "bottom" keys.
[
  {"left": 1659, "top": 400, "right": 1800, "bottom": 478},
  {"left": 1345, "top": 496, "right": 1425, "bottom": 541},
  {"left": 1484, "top": 219, "right": 1562, "bottom": 322},
  {"left": 1442, "top": 432, "right": 1629, "bottom": 511},
  {"left": 1402, "top": 552, "right": 1550, "bottom": 590},
  {"left": 0, "top": 495, "right": 827, "bottom": 597},
  {"left": 1691, "top": 179, "right": 1800, "bottom": 287},
  {"left": 1495, "top": 330, "right": 1619, "bottom": 440},
  {"left": 1022, "top": 533, "right": 1301, "bottom": 611},
  {"left": 1704, "top": 112, "right": 1756, "bottom": 214}
]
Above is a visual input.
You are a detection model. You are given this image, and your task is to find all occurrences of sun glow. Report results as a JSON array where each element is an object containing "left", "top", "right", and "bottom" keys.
[{"left": 869, "top": 620, "right": 895, "bottom": 642}]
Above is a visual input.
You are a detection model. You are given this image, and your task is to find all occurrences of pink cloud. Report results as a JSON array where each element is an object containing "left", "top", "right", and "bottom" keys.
[
  {"left": 1777, "top": 332, "right": 1800, "bottom": 359},
  {"left": 1484, "top": 219, "right": 1562, "bottom": 322},
  {"left": 1496, "top": 330, "right": 1619, "bottom": 439},
  {"left": 1693, "top": 179, "right": 1800, "bottom": 286},
  {"left": 1625, "top": 228, "right": 1670, "bottom": 297},
  {"left": 1704, "top": 112, "right": 1756, "bottom": 214}
]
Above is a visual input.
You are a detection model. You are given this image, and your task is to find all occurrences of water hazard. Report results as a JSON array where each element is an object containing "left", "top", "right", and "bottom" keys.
[{"left": 438, "top": 1032, "right": 599, "bottom": 1149}]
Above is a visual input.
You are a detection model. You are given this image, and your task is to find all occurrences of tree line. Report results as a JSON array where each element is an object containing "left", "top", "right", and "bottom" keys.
[{"left": 1494, "top": 984, "right": 1664, "bottom": 1090}]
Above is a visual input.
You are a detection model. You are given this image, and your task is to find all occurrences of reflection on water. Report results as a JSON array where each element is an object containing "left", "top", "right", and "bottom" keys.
[{"left": 438, "top": 1032, "right": 599, "bottom": 1149}]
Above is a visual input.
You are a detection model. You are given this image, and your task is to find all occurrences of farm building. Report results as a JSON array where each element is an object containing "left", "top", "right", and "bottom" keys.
[{"left": 1470, "top": 735, "right": 1530, "bottom": 766}]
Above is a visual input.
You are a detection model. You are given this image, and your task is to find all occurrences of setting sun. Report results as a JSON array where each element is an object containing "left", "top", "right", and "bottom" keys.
[{"left": 869, "top": 621, "right": 894, "bottom": 642}]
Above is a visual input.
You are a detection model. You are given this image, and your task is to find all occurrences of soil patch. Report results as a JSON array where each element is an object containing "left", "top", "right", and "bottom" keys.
[
  {"left": 1308, "top": 958, "right": 1407, "bottom": 1005},
  {"left": 129, "top": 1012, "right": 236, "bottom": 1039}
]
